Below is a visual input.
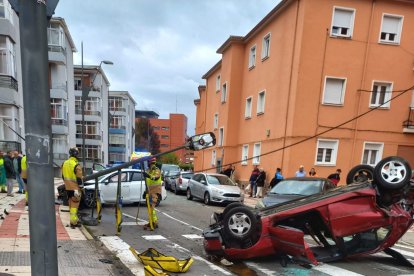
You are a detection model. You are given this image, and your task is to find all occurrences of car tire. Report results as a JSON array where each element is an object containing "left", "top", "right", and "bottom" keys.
[
  {"left": 186, "top": 189, "right": 193, "bottom": 200},
  {"left": 222, "top": 206, "right": 257, "bottom": 241},
  {"left": 204, "top": 192, "right": 210, "bottom": 205},
  {"left": 374, "top": 156, "right": 412, "bottom": 190},
  {"left": 83, "top": 190, "right": 96, "bottom": 208},
  {"left": 346, "top": 164, "right": 374, "bottom": 185}
]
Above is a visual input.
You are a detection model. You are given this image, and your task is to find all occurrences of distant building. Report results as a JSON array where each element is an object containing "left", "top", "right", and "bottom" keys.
[
  {"left": 195, "top": 0, "right": 414, "bottom": 184},
  {"left": 108, "top": 91, "right": 136, "bottom": 163},
  {"left": 135, "top": 110, "right": 159, "bottom": 119}
]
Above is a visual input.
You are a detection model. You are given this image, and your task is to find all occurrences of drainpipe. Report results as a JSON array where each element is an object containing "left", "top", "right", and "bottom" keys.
[
  {"left": 281, "top": 0, "right": 300, "bottom": 171},
  {"left": 350, "top": 0, "right": 376, "bottom": 167}
]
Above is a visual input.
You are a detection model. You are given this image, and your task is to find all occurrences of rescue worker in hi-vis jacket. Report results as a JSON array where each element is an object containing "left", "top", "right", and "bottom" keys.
[
  {"left": 62, "top": 147, "right": 83, "bottom": 228},
  {"left": 143, "top": 157, "right": 162, "bottom": 229}
]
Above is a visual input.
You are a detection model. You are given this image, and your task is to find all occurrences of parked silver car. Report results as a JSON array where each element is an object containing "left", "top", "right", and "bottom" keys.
[
  {"left": 186, "top": 173, "right": 244, "bottom": 205},
  {"left": 171, "top": 172, "right": 194, "bottom": 195}
]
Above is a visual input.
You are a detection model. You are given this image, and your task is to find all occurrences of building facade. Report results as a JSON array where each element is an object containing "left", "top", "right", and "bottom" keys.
[
  {"left": 0, "top": 0, "right": 23, "bottom": 153},
  {"left": 48, "top": 17, "right": 76, "bottom": 174},
  {"left": 74, "top": 65, "right": 110, "bottom": 170},
  {"left": 194, "top": 0, "right": 414, "bottom": 185},
  {"left": 108, "top": 90, "right": 136, "bottom": 164}
]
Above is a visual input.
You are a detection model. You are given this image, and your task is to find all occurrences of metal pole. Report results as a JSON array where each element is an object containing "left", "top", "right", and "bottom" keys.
[
  {"left": 81, "top": 42, "right": 87, "bottom": 174},
  {"left": 19, "top": 0, "right": 58, "bottom": 275}
]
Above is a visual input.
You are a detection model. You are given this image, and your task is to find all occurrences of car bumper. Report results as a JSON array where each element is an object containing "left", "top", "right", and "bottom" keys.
[
  {"left": 210, "top": 194, "right": 244, "bottom": 203},
  {"left": 203, "top": 227, "right": 225, "bottom": 257},
  {"left": 177, "top": 184, "right": 188, "bottom": 191}
]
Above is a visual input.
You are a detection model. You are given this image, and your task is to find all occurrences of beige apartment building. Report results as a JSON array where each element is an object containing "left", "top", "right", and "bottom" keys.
[{"left": 194, "top": 0, "right": 414, "bottom": 185}]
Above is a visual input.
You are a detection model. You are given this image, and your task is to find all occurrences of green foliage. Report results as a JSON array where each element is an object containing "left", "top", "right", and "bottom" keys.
[
  {"left": 159, "top": 152, "right": 179, "bottom": 165},
  {"left": 179, "top": 163, "right": 193, "bottom": 171}
]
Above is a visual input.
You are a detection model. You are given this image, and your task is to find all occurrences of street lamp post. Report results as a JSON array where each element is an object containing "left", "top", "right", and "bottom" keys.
[{"left": 80, "top": 42, "right": 113, "bottom": 173}]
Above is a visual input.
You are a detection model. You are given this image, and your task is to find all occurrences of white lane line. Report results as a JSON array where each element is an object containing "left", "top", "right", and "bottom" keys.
[
  {"left": 313, "top": 263, "right": 365, "bottom": 276},
  {"left": 99, "top": 236, "right": 145, "bottom": 276},
  {"left": 142, "top": 235, "right": 166, "bottom": 241},
  {"left": 122, "top": 212, "right": 148, "bottom": 225},
  {"left": 159, "top": 211, "right": 203, "bottom": 232},
  {"left": 389, "top": 247, "right": 414, "bottom": 259},
  {"left": 165, "top": 243, "right": 232, "bottom": 275},
  {"left": 244, "top": 261, "right": 277, "bottom": 276},
  {"left": 182, "top": 234, "right": 203, "bottom": 240},
  {"left": 394, "top": 243, "right": 414, "bottom": 251}
]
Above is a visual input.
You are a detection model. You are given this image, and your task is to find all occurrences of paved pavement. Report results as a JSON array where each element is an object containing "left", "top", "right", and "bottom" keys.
[{"left": 0, "top": 179, "right": 134, "bottom": 276}]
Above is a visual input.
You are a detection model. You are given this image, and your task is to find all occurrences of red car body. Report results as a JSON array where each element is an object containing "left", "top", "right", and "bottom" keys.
[{"left": 203, "top": 180, "right": 414, "bottom": 265}]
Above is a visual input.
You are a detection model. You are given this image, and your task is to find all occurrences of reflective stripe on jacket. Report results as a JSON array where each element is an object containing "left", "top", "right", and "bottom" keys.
[
  {"left": 146, "top": 167, "right": 162, "bottom": 187},
  {"left": 21, "top": 156, "right": 27, "bottom": 180}
]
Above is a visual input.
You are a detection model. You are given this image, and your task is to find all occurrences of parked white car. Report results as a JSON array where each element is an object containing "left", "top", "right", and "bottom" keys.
[
  {"left": 187, "top": 173, "right": 244, "bottom": 205},
  {"left": 83, "top": 169, "right": 167, "bottom": 207},
  {"left": 171, "top": 172, "right": 194, "bottom": 195}
]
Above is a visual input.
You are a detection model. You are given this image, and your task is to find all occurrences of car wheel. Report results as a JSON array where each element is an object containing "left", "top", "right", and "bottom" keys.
[
  {"left": 186, "top": 189, "right": 193, "bottom": 200},
  {"left": 83, "top": 190, "right": 96, "bottom": 208},
  {"left": 204, "top": 192, "right": 210, "bottom": 205},
  {"left": 346, "top": 164, "right": 374, "bottom": 184},
  {"left": 155, "top": 193, "right": 162, "bottom": 207},
  {"left": 223, "top": 206, "right": 257, "bottom": 241},
  {"left": 374, "top": 156, "right": 412, "bottom": 190}
]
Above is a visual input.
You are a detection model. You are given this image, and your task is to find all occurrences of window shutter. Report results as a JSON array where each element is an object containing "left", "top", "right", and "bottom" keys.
[
  {"left": 382, "top": 16, "right": 399, "bottom": 34},
  {"left": 324, "top": 79, "right": 344, "bottom": 104},
  {"left": 333, "top": 9, "right": 352, "bottom": 28}
]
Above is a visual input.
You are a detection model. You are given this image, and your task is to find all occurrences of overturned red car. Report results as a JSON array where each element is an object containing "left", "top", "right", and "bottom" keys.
[{"left": 203, "top": 156, "right": 414, "bottom": 265}]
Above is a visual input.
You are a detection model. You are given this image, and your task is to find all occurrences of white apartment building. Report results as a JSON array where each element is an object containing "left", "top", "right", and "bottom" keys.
[
  {"left": 48, "top": 17, "right": 77, "bottom": 175},
  {"left": 0, "top": 0, "right": 23, "bottom": 153},
  {"left": 74, "top": 65, "right": 110, "bottom": 171},
  {"left": 108, "top": 90, "right": 136, "bottom": 164}
]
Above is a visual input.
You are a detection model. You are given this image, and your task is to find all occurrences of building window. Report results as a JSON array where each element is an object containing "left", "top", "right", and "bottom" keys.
[
  {"left": 109, "top": 97, "right": 126, "bottom": 112},
  {"left": 213, "top": 113, "right": 218, "bottom": 129},
  {"left": 253, "top": 143, "right": 261, "bottom": 164},
  {"left": 331, "top": 7, "right": 355, "bottom": 37},
  {"left": 50, "top": 98, "right": 67, "bottom": 122},
  {"left": 323, "top": 77, "right": 346, "bottom": 105},
  {"left": 257, "top": 91, "right": 265, "bottom": 115},
  {"left": 161, "top": 135, "right": 169, "bottom": 139},
  {"left": 221, "top": 82, "right": 227, "bottom": 103},
  {"left": 161, "top": 126, "right": 170, "bottom": 130},
  {"left": 153, "top": 126, "right": 160, "bottom": 130},
  {"left": 216, "top": 75, "right": 221, "bottom": 92},
  {"left": 52, "top": 134, "right": 67, "bottom": 158},
  {"left": 211, "top": 150, "right": 216, "bottom": 166},
  {"left": 75, "top": 96, "right": 101, "bottom": 116},
  {"left": 242, "top": 145, "right": 249, "bottom": 165},
  {"left": 245, "top": 97, "right": 252, "bottom": 118},
  {"left": 110, "top": 115, "right": 126, "bottom": 129},
  {"left": 76, "top": 121, "right": 101, "bottom": 139},
  {"left": 77, "top": 144, "right": 101, "bottom": 162},
  {"left": 362, "top": 142, "right": 384, "bottom": 166},
  {"left": 74, "top": 78, "right": 82, "bottom": 90},
  {"left": 161, "top": 144, "right": 169, "bottom": 148},
  {"left": 0, "top": 0, "right": 14, "bottom": 25},
  {"left": 47, "top": 22, "right": 65, "bottom": 48},
  {"left": 261, "top": 33, "right": 271, "bottom": 60},
  {"left": 249, "top": 45, "right": 256, "bottom": 69},
  {"left": 380, "top": 14, "right": 403, "bottom": 44},
  {"left": 0, "top": 36, "right": 16, "bottom": 78},
  {"left": 316, "top": 139, "right": 339, "bottom": 165},
  {"left": 109, "top": 134, "right": 126, "bottom": 145},
  {"left": 370, "top": 82, "right": 392, "bottom": 108},
  {"left": 218, "top": 127, "right": 224, "bottom": 146}
]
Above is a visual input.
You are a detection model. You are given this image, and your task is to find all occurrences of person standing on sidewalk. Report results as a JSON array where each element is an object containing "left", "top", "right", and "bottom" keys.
[
  {"left": 143, "top": 157, "right": 162, "bottom": 229},
  {"left": 62, "top": 147, "right": 83, "bottom": 228},
  {"left": 4, "top": 151, "right": 16, "bottom": 196},
  {"left": 21, "top": 155, "right": 28, "bottom": 205},
  {"left": 255, "top": 168, "right": 266, "bottom": 198},
  {"left": 0, "top": 151, "right": 6, "bottom": 193},
  {"left": 13, "top": 151, "right": 24, "bottom": 194},
  {"left": 248, "top": 165, "right": 260, "bottom": 197}
]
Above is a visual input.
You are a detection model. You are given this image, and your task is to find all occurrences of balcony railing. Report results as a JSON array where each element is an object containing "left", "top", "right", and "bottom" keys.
[
  {"left": 53, "top": 153, "right": 68, "bottom": 160},
  {"left": 48, "top": 45, "right": 66, "bottom": 54},
  {"left": 75, "top": 109, "right": 101, "bottom": 116},
  {"left": 110, "top": 125, "right": 126, "bottom": 130},
  {"left": 76, "top": 134, "right": 102, "bottom": 140},
  {"left": 51, "top": 119, "right": 68, "bottom": 126},
  {"left": 109, "top": 107, "right": 127, "bottom": 112},
  {"left": 0, "top": 75, "right": 18, "bottom": 91},
  {"left": 403, "top": 107, "right": 414, "bottom": 128}
]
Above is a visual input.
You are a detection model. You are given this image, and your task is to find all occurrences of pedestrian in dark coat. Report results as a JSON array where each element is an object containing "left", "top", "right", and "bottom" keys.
[
  {"left": 4, "top": 151, "right": 16, "bottom": 196},
  {"left": 248, "top": 165, "right": 260, "bottom": 197},
  {"left": 255, "top": 168, "right": 266, "bottom": 198}
]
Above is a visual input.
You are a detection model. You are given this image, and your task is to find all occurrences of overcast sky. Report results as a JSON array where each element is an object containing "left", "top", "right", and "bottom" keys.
[{"left": 54, "top": 0, "right": 280, "bottom": 135}]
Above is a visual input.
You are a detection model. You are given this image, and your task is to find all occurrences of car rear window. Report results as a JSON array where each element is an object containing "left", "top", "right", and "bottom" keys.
[
  {"left": 270, "top": 180, "right": 323, "bottom": 196},
  {"left": 182, "top": 173, "right": 194, "bottom": 179}
]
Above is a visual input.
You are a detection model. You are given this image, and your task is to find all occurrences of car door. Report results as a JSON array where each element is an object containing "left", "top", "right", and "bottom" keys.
[
  {"left": 101, "top": 171, "right": 129, "bottom": 203},
  {"left": 129, "top": 171, "right": 146, "bottom": 203},
  {"left": 198, "top": 175, "right": 208, "bottom": 198},
  {"left": 189, "top": 174, "right": 202, "bottom": 199}
]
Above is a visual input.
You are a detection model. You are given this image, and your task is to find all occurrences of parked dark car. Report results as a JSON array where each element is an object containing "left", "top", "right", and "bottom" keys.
[
  {"left": 256, "top": 177, "right": 336, "bottom": 208},
  {"left": 161, "top": 164, "right": 180, "bottom": 190},
  {"left": 203, "top": 156, "right": 414, "bottom": 266}
]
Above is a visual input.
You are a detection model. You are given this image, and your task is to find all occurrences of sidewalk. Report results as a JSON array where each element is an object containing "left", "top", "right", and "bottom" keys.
[{"left": 0, "top": 179, "right": 134, "bottom": 276}]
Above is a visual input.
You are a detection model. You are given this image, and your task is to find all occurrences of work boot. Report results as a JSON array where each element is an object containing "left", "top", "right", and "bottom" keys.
[{"left": 70, "top": 222, "right": 82, "bottom": 229}]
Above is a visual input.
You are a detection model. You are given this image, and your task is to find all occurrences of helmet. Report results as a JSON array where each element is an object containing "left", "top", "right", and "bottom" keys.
[
  {"left": 150, "top": 157, "right": 156, "bottom": 164},
  {"left": 69, "top": 147, "right": 79, "bottom": 157}
]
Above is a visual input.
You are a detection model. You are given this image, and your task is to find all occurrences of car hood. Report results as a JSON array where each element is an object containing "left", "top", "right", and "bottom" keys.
[
  {"left": 262, "top": 193, "right": 306, "bottom": 207},
  {"left": 213, "top": 185, "right": 241, "bottom": 193}
]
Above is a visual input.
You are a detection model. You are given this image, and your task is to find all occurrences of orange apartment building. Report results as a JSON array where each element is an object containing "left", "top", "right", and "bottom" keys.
[
  {"left": 149, "top": 114, "right": 189, "bottom": 163},
  {"left": 194, "top": 0, "right": 414, "bottom": 185}
]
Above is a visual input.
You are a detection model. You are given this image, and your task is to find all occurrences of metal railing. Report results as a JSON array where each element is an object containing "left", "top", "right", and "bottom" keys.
[
  {"left": 109, "top": 125, "right": 126, "bottom": 130},
  {"left": 75, "top": 109, "right": 101, "bottom": 116},
  {"left": 51, "top": 119, "right": 68, "bottom": 126},
  {"left": 75, "top": 133, "right": 101, "bottom": 140},
  {"left": 109, "top": 107, "right": 126, "bottom": 112},
  {"left": 403, "top": 107, "right": 414, "bottom": 128},
  {"left": 0, "top": 75, "right": 18, "bottom": 91},
  {"left": 48, "top": 45, "right": 66, "bottom": 54}
]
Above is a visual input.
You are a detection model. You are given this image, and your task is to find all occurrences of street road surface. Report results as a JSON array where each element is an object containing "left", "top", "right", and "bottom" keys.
[{"left": 82, "top": 191, "right": 414, "bottom": 275}]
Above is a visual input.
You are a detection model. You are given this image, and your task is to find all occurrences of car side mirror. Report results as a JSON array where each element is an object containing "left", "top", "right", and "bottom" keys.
[{"left": 186, "top": 132, "right": 216, "bottom": 151}]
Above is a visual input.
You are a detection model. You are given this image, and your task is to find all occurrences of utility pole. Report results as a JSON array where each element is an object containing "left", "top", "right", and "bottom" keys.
[{"left": 15, "top": 0, "right": 59, "bottom": 275}]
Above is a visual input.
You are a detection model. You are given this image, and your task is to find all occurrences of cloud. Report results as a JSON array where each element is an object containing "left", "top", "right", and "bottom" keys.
[{"left": 55, "top": 0, "right": 280, "bottom": 134}]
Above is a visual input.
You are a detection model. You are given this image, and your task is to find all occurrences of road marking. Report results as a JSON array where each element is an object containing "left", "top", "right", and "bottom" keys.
[
  {"left": 99, "top": 236, "right": 144, "bottom": 275},
  {"left": 142, "top": 235, "right": 166, "bottom": 240},
  {"left": 313, "top": 263, "right": 364, "bottom": 276},
  {"left": 122, "top": 212, "right": 148, "bottom": 224},
  {"left": 158, "top": 211, "right": 203, "bottom": 231},
  {"left": 389, "top": 247, "right": 414, "bottom": 259},
  {"left": 182, "top": 234, "right": 203, "bottom": 240},
  {"left": 244, "top": 261, "right": 277, "bottom": 275},
  {"left": 121, "top": 221, "right": 147, "bottom": 226}
]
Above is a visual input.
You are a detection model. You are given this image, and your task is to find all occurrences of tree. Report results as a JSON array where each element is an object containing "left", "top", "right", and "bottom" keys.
[
  {"left": 135, "top": 118, "right": 160, "bottom": 154},
  {"left": 159, "top": 152, "right": 179, "bottom": 165}
]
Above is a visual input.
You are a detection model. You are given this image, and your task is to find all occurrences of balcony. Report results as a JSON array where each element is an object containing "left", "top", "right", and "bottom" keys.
[
  {"left": 75, "top": 133, "right": 102, "bottom": 140},
  {"left": 109, "top": 107, "right": 127, "bottom": 113},
  {"left": 48, "top": 45, "right": 66, "bottom": 64},
  {"left": 51, "top": 119, "right": 68, "bottom": 126},
  {"left": 0, "top": 141, "right": 21, "bottom": 152},
  {"left": 75, "top": 108, "right": 101, "bottom": 116},
  {"left": 403, "top": 107, "right": 414, "bottom": 133},
  {"left": 0, "top": 74, "right": 18, "bottom": 91}
]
